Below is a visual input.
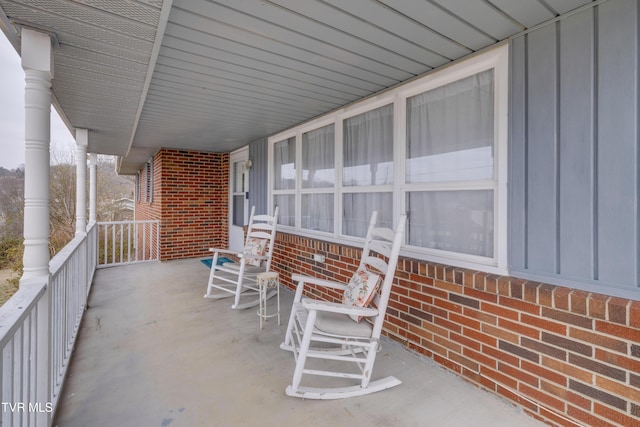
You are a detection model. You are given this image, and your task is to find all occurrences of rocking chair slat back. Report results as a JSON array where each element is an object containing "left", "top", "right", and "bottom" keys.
[{"left": 280, "top": 211, "right": 407, "bottom": 399}]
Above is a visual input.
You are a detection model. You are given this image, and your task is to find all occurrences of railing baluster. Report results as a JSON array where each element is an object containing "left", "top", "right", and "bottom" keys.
[
  {"left": 103, "top": 224, "right": 108, "bottom": 265},
  {"left": 94, "top": 220, "right": 159, "bottom": 268},
  {"left": 142, "top": 223, "right": 147, "bottom": 262}
]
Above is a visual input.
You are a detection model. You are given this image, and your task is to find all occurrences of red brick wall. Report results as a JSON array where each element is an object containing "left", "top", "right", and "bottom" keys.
[
  {"left": 272, "top": 232, "right": 640, "bottom": 427},
  {"left": 135, "top": 149, "right": 229, "bottom": 260}
]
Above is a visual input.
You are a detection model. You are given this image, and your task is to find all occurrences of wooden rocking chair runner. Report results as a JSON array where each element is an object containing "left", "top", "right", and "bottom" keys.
[
  {"left": 204, "top": 206, "right": 279, "bottom": 309},
  {"left": 280, "top": 211, "right": 407, "bottom": 399}
]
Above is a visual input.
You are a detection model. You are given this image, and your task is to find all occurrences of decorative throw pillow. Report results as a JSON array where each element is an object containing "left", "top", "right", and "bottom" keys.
[
  {"left": 342, "top": 266, "right": 382, "bottom": 323},
  {"left": 243, "top": 237, "right": 268, "bottom": 267}
]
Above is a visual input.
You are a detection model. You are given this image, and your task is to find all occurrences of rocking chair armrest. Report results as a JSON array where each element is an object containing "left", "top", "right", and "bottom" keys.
[
  {"left": 208, "top": 247, "right": 238, "bottom": 255},
  {"left": 302, "top": 299, "right": 378, "bottom": 317},
  {"left": 291, "top": 274, "right": 347, "bottom": 291}
]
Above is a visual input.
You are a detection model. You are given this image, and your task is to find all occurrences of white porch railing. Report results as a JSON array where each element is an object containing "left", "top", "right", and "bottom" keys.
[
  {"left": 96, "top": 220, "right": 160, "bottom": 268},
  {"left": 0, "top": 220, "right": 159, "bottom": 425},
  {"left": 0, "top": 222, "right": 97, "bottom": 426}
]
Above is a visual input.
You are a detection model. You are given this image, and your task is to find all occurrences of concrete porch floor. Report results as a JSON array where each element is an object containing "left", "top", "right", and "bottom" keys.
[{"left": 54, "top": 259, "right": 546, "bottom": 427}]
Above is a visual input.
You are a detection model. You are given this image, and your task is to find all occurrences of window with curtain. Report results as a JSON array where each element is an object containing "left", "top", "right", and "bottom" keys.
[
  {"left": 342, "top": 104, "right": 394, "bottom": 236},
  {"left": 406, "top": 69, "right": 494, "bottom": 183},
  {"left": 301, "top": 124, "right": 335, "bottom": 232},
  {"left": 274, "top": 137, "right": 296, "bottom": 190},
  {"left": 268, "top": 46, "right": 507, "bottom": 271},
  {"left": 273, "top": 137, "right": 296, "bottom": 226},
  {"left": 405, "top": 69, "right": 495, "bottom": 257}
]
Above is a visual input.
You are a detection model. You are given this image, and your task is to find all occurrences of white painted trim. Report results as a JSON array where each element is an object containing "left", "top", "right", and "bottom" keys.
[
  {"left": 124, "top": 0, "right": 173, "bottom": 158},
  {"left": 229, "top": 146, "right": 249, "bottom": 252}
]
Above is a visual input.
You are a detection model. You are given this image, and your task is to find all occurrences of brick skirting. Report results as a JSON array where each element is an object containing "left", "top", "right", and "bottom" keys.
[{"left": 271, "top": 231, "right": 640, "bottom": 427}]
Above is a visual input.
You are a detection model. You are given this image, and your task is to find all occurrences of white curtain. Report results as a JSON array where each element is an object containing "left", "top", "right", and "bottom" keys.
[
  {"left": 274, "top": 194, "right": 295, "bottom": 227},
  {"left": 407, "top": 190, "right": 493, "bottom": 257},
  {"left": 406, "top": 69, "right": 494, "bottom": 183},
  {"left": 343, "top": 193, "right": 393, "bottom": 237},
  {"left": 274, "top": 137, "right": 296, "bottom": 190},
  {"left": 405, "top": 69, "right": 495, "bottom": 257},
  {"left": 341, "top": 104, "right": 393, "bottom": 237},
  {"left": 301, "top": 124, "right": 334, "bottom": 232},
  {"left": 302, "top": 194, "right": 334, "bottom": 232},
  {"left": 302, "top": 124, "right": 335, "bottom": 188},
  {"left": 343, "top": 104, "right": 393, "bottom": 186}
]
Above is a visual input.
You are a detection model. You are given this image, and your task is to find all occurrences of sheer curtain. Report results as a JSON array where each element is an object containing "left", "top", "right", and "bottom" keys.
[
  {"left": 342, "top": 104, "right": 393, "bottom": 236},
  {"left": 343, "top": 193, "right": 392, "bottom": 237},
  {"left": 406, "top": 70, "right": 495, "bottom": 257},
  {"left": 274, "top": 137, "right": 296, "bottom": 190},
  {"left": 343, "top": 104, "right": 393, "bottom": 186},
  {"left": 302, "top": 125, "right": 335, "bottom": 188},
  {"left": 273, "top": 137, "right": 295, "bottom": 226},
  {"left": 301, "top": 125, "right": 334, "bottom": 232},
  {"left": 407, "top": 190, "right": 494, "bottom": 257},
  {"left": 406, "top": 69, "right": 494, "bottom": 183}
]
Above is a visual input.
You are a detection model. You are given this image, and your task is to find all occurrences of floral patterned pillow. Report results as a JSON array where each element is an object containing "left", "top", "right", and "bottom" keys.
[
  {"left": 342, "top": 266, "right": 382, "bottom": 322},
  {"left": 243, "top": 237, "right": 268, "bottom": 267}
]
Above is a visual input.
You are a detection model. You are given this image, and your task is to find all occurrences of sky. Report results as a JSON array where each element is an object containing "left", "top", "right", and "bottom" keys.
[{"left": 0, "top": 33, "right": 76, "bottom": 170}]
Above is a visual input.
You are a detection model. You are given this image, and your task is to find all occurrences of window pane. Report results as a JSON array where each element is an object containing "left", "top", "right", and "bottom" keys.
[
  {"left": 274, "top": 137, "right": 296, "bottom": 190},
  {"left": 407, "top": 69, "right": 494, "bottom": 183},
  {"left": 407, "top": 190, "right": 493, "bottom": 257},
  {"left": 301, "top": 194, "right": 334, "bottom": 232},
  {"left": 233, "top": 161, "right": 244, "bottom": 193},
  {"left": 232, "top": 195, "right": 244, "bottom": 226},
  {"left": 274, "top": 194, "right": 295, "bottom": 227},
  {"left": 302, "top": 124, "right": 335, "bottom": 188},
  {"left": 342, "top": 193, "right": 393, "bottom": 237},
  {"left": 343, "top": 104, "right": 393, "bottom": 186}
]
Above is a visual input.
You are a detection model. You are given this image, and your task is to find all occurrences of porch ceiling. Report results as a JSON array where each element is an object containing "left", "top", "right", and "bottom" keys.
[{"left": 0, "top": 0, "right": 593, "bottom": 174}]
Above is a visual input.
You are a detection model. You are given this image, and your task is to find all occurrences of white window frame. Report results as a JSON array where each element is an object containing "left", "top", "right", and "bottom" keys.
[{"left": 268, "top": 44, "right": 509, "bottom": 274}]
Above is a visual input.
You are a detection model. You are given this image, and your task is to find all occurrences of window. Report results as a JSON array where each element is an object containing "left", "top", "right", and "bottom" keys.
[
  {"left": 342, "top": 104, "right": 394, "bottom": 237},
  {"left": 145, "top": 159, "right": 153, "bottom": 203},
  {"left": 272, "top": 136, "right": 296, "bottom": 226},
  {"left": 405, "top": 69, "right": 495, "bottom": 258},
  {"left": 135, "top": 172, "right": 141, "bottom": 202},
  {"left": 301, "top": 124, "right": 335, "bottom": 233},
  {"left": 268, "top": 46, "right": 508, "bottom": 273}
]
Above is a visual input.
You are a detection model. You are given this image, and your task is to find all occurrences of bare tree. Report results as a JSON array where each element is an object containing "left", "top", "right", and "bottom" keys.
[
  {"left": 96, "top": 157, "right": 134, "bottom": 222},
  {"left": 49, "top": 162, "right": 76, "bottom": 255},
  {"left": 0, "top": 166, "right": 24, "bottom": 240}
]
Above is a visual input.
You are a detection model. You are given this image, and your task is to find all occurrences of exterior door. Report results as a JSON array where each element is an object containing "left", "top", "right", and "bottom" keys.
[{"left": 229, "top": 147, "right": 249, "bottom": 252}]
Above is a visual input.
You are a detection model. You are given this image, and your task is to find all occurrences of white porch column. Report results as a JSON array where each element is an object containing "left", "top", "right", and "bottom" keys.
[
  {"left": 75, "top": 129, "right": 88, "bottom": 234},
  {"left": 21, "top": 28, "right": 54, "bottom": 282},
  {"left": 89, "top": 153, "right": 97, "bottom": 223}
]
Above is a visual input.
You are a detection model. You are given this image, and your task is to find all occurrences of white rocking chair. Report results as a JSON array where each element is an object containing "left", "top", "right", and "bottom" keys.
[
  {"left": 204, "top": 206, "right": 279, "bottom": 309},
  {"left": 280, "top": 211, "right": 406, "bottom": 399}
]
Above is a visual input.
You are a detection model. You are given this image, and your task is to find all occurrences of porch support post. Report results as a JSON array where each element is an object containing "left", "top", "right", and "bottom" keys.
[
  {"left": 75, "top": 129, "right": 88, "bottom": 234},
  {"left": 19, "top": 27, "right": 55, "bottom": 427},
  {"left": 89, "top": 153, "right": 97, "bottom": 223},
  {"left": 20, "top": 28, "right": 54, "bottom": 282}
]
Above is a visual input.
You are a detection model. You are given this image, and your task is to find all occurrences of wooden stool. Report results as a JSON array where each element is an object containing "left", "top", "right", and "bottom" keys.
[{"left": 257, "top": 271, "right": 280, "bottom": 329}]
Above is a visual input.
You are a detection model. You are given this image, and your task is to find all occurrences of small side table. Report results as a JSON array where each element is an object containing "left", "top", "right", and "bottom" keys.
[{"left": 257, "top": 271, "right": 280, "bottom": 329}]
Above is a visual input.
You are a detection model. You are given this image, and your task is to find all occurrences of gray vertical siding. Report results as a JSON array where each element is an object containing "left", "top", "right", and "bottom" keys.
[
  {"left": 248, "top": 137, "right": 268, "bottom": 215},
  {"left": 509, "top": 0, "right": 639, "bottom": 298}
]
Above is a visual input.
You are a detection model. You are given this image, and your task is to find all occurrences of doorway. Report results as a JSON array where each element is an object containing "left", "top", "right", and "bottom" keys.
[{"left": 229, "top": 147, "right": 249, "bottom": 252}]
